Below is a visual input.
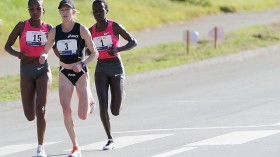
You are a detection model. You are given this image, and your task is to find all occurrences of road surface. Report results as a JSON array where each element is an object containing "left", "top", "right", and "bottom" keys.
[{"left": 1, "top": 44, "right": 280, "bottom": 156}]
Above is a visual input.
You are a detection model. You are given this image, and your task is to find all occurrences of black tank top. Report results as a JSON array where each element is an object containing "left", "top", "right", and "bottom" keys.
[{"left": 55, "top": 23, "right": 85, "bottom": 64}]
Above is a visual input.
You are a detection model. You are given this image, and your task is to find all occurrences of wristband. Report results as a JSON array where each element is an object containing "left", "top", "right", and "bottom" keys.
[{"left": 81, "top": 61, "right": 86, "bottom": 68}]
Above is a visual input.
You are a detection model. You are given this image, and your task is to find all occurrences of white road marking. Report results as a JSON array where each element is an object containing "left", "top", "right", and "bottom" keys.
[
  {"left": 186, "top": 130, "right": 280, "bottom": 146},
  {"left": 0, "top": 141, "right": 59, "bottom": 156},
  {"left": 113, "top": 123, "right": 280, "bottom": 134},
  {"left": 151, "top": 147, "right": 197, "bottom": 157},
  {"left": 152, "top": 130, "right": 280, "bottom": 157},
  {"left": 168, "top": 98, "right": 280, "bottom": 103},
  {"left": 76, "top": 134, "right": 173, "bottom": 151},
  {"left": 272, "top": 122, "right": 280, "bottom": 126}
]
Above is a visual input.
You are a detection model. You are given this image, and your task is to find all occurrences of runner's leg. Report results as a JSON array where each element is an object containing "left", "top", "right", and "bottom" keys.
[
  {"left": 110, "top": 74, "right": 124, "bottom": 116},
  {"left": 87, "top": 72, "right": 95, "bottom": 114},
  {"left": 75, "top": 73, "right": 90, "bottom": 120},
  {"left": 20, "top": 74, "right": 36, "bottom": 121},
  {"left": 35, "top": 69, "right": 52, "bottom": 145},
  {"left": 59, "top": 73, "right": 77, "bottom": 146},
  {"left": 95, "top": 72, "right": 112, "bottom": 139}
]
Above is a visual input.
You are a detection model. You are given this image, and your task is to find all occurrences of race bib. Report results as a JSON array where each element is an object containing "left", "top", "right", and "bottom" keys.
[
  {"left": 26, "top": 31, "right": 47, "bottom": 46},
  {"left": 93, "top": 35, "right": 113, "bottom": 51},
  {"left": 57, "top": 39, "right": 78, "bottom": 55}
]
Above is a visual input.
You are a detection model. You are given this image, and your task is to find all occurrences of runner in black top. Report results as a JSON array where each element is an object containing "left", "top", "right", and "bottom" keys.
[{"left": 39, "top": 0, "right": 98, "bottom": 156}]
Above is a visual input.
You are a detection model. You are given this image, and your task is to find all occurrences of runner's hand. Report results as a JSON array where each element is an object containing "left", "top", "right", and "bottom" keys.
[
  {"left": 108, "top": 46, "right": 118, "bottom": 56},
  {"left": 39, "top": 53, "right": 48, "bottom": 64},
  {"left": 18, "top": 52, "right": 26, "bottom": 60},
  {"left": 72, "top": 63, "right": 82, "bottom": 73}
]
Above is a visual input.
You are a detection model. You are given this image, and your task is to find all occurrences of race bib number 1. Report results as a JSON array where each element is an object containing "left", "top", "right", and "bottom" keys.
[
  {"left": 26, "top": 31, "right": 47, "bottom": 46},
  {"left": 57, "top": 39, "right": 78, "bottom": 55},
  {"left": 93, "top": 35, "right": 113, "bottom": 51}
]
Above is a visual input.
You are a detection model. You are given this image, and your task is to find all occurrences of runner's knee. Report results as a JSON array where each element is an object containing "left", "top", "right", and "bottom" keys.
[
  {"left": 36, "top": 105, "right": 46, "bottom": 119},
  {"left": 78, "top": 113, "right": 87, "bottom": 120},
  {"left": 99, "top": 105, "right": 108, "bottom": 114},
  {"left": 111, "top": 111, "right": 119, "bottom": 116},
  {"left": 111, "top": 104, "right": 121, "bottom": 116},
  {"left": 25, "top": 113, "right": 35, "bottom": 121},
  {"left": 62, "top": 107, "right": 72, "bottom": 119}
]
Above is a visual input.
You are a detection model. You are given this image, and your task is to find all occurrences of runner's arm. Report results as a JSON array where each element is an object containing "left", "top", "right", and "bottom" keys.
[
  {"left": 39, "top": 27, "right": 56, "bottom": 64},
  {"left": 112, "top": 22, "right": 137, "bottom": 52},
  {"left": 80, "top": 25, "right": 98, "bottom": 66},
  {"left": 4, "top": 21, "right": 24, "bottom": 58}
]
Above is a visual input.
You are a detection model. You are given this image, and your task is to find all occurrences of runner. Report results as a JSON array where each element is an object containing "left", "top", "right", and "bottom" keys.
[
  {"left": 90, "top": 0, "right": 137, "bottom": 150},
  {"left": 39, "top": 0, "right": 98, "bottom": 156},
  {"left": 4, "top": 0, "right": 52, "bottom": 156}
]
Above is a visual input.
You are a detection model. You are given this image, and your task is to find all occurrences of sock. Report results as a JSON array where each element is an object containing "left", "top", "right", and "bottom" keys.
[{"left": 37, "top": 144, "right": 44, "bottom": 150}]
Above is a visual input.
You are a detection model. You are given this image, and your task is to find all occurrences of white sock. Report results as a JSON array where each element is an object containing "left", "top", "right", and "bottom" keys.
[{"left": 37, "top": 144, "right": 44, "bottom": 150}]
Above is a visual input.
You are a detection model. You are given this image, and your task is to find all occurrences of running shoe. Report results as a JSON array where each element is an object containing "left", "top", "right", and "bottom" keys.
[
  {"left": 68, "top": 146, "right": 82, "bottom": 157},
  {"left": 37, "top": 147, "right": 47, "bottom": 157},
  {"left": 90, "top": 101, "right": 95, "bottom": 114},
  {"left": 103, "top": 139, "right": 115, "bottom": 150}
]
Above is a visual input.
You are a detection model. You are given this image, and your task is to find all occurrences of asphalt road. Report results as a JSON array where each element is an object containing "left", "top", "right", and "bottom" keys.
[{"left": 1, "top": 45, "right": 280, "bottom": 156}]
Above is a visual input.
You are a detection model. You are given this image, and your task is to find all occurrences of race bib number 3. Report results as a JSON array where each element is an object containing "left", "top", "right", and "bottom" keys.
[
  {"left": 93, "top": 35, "right": 113, "bottom": 51},
  {"left": 57, "top": 39, "right": 78, "bottom": 55},
  {"left": 26, "top": 31, "right": 47, "bottom": 46}
]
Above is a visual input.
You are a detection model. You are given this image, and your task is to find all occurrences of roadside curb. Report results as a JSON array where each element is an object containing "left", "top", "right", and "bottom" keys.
[{"left": 1, "top": 44, "right": 279, "bottom": 112}]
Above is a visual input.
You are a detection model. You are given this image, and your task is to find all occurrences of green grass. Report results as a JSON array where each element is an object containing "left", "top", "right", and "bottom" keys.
[
  {"left": 1, "top": 0, "right": 280, "bottom": 53},
  {"left": 122, "top": 23, "right": 280, "bottom": 74},
  {"left": 0, "top": 75, "right": 20, "bottom": 101},
  {"left": 1, "top": 23, "right": 280, "bottom": 102}
]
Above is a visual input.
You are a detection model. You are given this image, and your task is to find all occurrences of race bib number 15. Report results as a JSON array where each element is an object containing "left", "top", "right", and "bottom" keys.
[{"left": 26, "top": 31, "right": 47, "bottom": 46}]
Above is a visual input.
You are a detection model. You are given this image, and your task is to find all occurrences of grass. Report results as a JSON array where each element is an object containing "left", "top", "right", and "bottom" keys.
[
  {"left": 1, "top": 23, "right": 280, "bottom": 102},
  {"left": 1, "top": 0, "right": 280, "bottom": 101},
  {"left": 122, "top": 23, "right": 280, "bottom": 74},
  {"left": 0, "top": 75, "right": 20, "bottom": 101},
  {"left": 1, "top": 0, "right": 280, "bottom": 53}
]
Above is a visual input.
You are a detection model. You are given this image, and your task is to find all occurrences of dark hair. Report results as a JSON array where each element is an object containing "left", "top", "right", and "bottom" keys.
[
  {"left": 92, "top": 0, "right": 108, "bottom": 12},
  {"left": 28, "top": 0, "right": 43, "bottom": 6}
]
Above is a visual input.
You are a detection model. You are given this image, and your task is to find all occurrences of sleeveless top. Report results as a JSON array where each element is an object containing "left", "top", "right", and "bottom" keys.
[
  {"left": 55, "top": 23, "right": 85, "bottom": 64},
  {"left": 19, "top": 20, "right": 48, "bottom": 57},
  {"left": 91, "top": 20, "right": 120, "bottom": 59}
]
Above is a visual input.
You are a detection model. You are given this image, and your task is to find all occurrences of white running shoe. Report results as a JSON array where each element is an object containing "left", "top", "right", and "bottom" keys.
[
  {"left": 37, "top": 147, "right": 47, "bottom": 157},
  {"left": 103, "top": 139, "right": 115, "bottom": 150},
  {"left": 90, "top": 101, "right": 96, "bottom": 114},
  {"left": 68, "top": 146, "right": 82, "bottom": 157}
]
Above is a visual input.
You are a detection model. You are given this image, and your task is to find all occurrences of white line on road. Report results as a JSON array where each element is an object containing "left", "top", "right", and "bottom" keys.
[
  {"left": 186, "top": 130, "right": 280, "bottom": 146},
  {"left": 0, "top": 141, "right": 60, "bottom": 156},
  {"left": 151, "top": 147, "right": 197, "bottom": 157},
  {"left": 74, "top": 134, "right": 173, "bottom": 151},
  {"left": 113, "top": 123, "right": 280, "bottom": 134},
  {"left": 168, "top": 98, "right": 280, "bottom": 103},
  {"left": 151, "top": 130, "right": 280, "bottom": 157}
]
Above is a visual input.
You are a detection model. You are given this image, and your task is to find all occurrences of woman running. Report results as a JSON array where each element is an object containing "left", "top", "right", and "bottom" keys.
[
  {"left": 5, "top": 0, "right": 52, "bottom": 156},
  {"left": 39, "top": 0, "right": 98, "bottom": 156},
  {"left": 90, "top": 0, "right": 137, "bottom": 150}
]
